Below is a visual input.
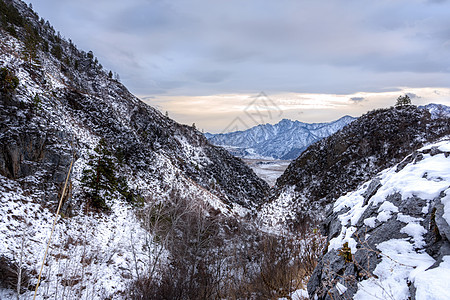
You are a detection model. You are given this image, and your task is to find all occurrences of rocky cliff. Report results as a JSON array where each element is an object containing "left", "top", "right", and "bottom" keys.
[{"left": 307, "top": 140, "right": 450, "bottom": 299}]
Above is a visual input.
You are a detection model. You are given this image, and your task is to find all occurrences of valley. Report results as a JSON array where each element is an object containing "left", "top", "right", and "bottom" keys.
[
  {"left": 1, "top": 1, "right": 450, "bottom": 299},
  {"left": 242, "top": 158, "right": 291, "bottom": 186}
]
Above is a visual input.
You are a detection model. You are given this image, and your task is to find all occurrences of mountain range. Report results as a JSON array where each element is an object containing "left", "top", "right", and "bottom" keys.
[
  {"left": 1, "top": 1, "right": 450, "bottom": 299},
  {"left": 422, "top": 103, "right": 450, "bottom": 119},
  {"left": 205, "top": 116, "right": 356, "bottom": 160}
]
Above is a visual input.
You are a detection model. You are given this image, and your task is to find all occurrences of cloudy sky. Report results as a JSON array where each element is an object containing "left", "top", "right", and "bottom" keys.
[{"left": 28, "top": 0, "right": 450, "bottom": 132}]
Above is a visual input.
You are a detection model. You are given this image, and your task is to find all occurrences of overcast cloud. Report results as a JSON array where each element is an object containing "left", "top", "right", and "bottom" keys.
[{"left": 28, "top": 0, "right": 450, "bottom": 130}]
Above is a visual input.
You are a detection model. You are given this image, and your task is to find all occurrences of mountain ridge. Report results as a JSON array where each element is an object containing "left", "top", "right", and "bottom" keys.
[
  {"left": 206, "top": 115, "right": 356, "bottom": 159},
  {"left": 0, "top": 1, "right": 272, "bottom": 298},
  {"left": 258, "top": 105, "right": 450, "bottom": 231},
  {"left": 0, "top": 0, "right": 269, "bottom": 210},
  {"left": 2, "top": 1, "right": 450, "bottom": 299}
]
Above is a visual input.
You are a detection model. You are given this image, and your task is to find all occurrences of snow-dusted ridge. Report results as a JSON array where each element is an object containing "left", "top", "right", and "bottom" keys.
[
  {"left": 206, "top": 116, "right": 356, "bottom": 160},
  {"left": 308, "top": 138, "right": 450, "bottom": 299},
  {"left": 263, "top": 105, "right": 450, "bottom": 230},
  {"left": 0, "top": 0, "right": 269, "bottom": 298}
]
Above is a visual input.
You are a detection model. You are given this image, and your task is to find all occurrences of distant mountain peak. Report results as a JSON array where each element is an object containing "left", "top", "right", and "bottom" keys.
[{"left": 206, "top": 116, "right": 356, "bottom": 160}]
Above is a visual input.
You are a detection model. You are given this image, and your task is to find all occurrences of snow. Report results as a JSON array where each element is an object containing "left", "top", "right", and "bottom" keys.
[
  {"left": 0, "top": 174, "right": 157, "bottom": 299},
  {"left": 364, "top": 217, "right": 376, "bottom": 228},
  {"left": 278, "top": 288, "right": 309, "bottom": 300},
  {"left": 174, "top": 134, "right": 212, "bottom": 167},
  {"left": 414, "top": 256, "right": 450, "bottom": 300},
  {"left": 257, "top": 186, "right": 298, "bottom": 233},
  {"left": 376, "top": 201, "right": 399, "bottom": 222},
  {"left": 421, "top": 201, "right": 430, "bottom": 214},
  {"left": 419, "top": 139, "right": 450, "bottom": 152},
  {"left": 369, "top": 152, "right": 450, "bottom": 206},
  {"left": 355, "top": 239, "right": 435, "bottom": 300},
  {"left": 329, "top": 225, "right": 358, "bottom": 253},
  {"left": 327, "top": 139, "right": 450, "bottom": 299},
  {"left": 336, "top": 282, "right": 348, "bottom": 295},
  {"left": 291, "top": 289, "right": 309, "bottom": 299},
  {"left": 442, "top": 188, "right": 450, "bottom": 225},
  {"left": 400, "top": 223, "right": 427, "bottom": 248},
  {"left": 244, "top": 158, "right": 291, "bottom": 186},
  {"left": 397, "top": 213, "right": 422, "bottom": 223}
]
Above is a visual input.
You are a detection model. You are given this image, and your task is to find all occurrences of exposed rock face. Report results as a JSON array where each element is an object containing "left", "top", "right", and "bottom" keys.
[
  {"left": 264, "top": 106, "right": 450, "bottom": 227},
  {"left": 308, "top": 142, "right": 450, "bottom": 299},
  {"left": 0, "top": 92, "right": 73, "bottom": 204}
]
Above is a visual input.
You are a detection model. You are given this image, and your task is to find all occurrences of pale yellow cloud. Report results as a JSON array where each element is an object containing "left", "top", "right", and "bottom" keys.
[{"left": 141, "top": 88, "right": 450, "bottom": 133}]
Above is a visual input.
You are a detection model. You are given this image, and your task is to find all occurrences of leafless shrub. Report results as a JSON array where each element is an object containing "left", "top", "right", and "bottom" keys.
[
  {"left": 0, "top": 255, "right": 31, "bottom": 294},
  {"left": 130, "top": 191, "right": 326, "bottom": 299},
  {"left": 130, "top": 192, "right": 225, "bottom": 299}
]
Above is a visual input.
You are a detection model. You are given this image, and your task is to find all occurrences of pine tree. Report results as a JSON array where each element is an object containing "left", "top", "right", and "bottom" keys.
[
  {"left": 81, "top": 139, "right": 120, "bottom": 210},
  {"left": 395, "top": 94, "right": 412, "bottom": 107},
  {"left": 0, "top": 67, "right": 19, "bottom": 94}
]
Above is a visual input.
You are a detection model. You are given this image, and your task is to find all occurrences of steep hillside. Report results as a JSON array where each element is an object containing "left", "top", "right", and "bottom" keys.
[
  {"left": 0, "top": 0, "right": 268, "bottom": 210},
  {"left": 259, "top": 106, "right": 450, "bottom": 229},
  {"left": 308, "top": 139, "right": 450, "bottom": 299},
  {"left": 0, "top": 0, "right": 270, "bottom": 298},
  {"left": 206, "top": 116, "right": 355, "bottom": 159}
]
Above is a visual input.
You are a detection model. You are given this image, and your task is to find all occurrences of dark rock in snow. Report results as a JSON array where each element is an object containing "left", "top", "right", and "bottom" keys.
[{"left": 308, "top": 145, "right": 450, "bottom": 299}]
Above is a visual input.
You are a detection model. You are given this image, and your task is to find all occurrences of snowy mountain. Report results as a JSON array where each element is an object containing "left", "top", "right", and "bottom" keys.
[
  {"left": 308, "top": 139, "right": 450, "bottom": 299},
  {"left": 0, "top": 0, "right": 270, "bottom": 298},
  {"left": 0, "top": 0, "right": 268, "bottom": 209},
  {"left": 259, "top": 106, "right": 450, "bottom": 230},
  {"left": 422, "top": 103, "right": 450, "bottom": 119},
  {"left": 2, "top": 1, "right": 450, "bottom": 299},
  {"left": 206, "top": 116, "right": 356, "bottom": 159}
]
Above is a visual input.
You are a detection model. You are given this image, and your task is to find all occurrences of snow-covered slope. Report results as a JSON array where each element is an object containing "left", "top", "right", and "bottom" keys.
[
  {"left": 0, "top": 0, "right": 269, "bottom": 298},
  {"left": 0, "top": 0, "right": 268, "bottom": 209},
  {"left": 308, "top": 138, "right": 450, "bottom": 299},
  {"left": 259, "top": 106, "right": 450, "bottom": 230},
  {"left": 206, "top": 116, "right": 356, "bottom": 159}
]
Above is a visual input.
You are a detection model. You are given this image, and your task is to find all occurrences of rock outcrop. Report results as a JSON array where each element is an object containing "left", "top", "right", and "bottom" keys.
[{"left": 308, "top": 141, "right": 450, "bottom": 299}]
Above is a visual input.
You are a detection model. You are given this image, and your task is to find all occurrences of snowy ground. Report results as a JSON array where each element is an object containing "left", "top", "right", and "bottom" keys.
[
  {"left": 328, "top": 138, "right": 450, "bottom": 299},
  {"left": 243, "top": 158, "right": 291, "bottom": 186},
  {"left": 0, "top": 173, "right": 156, "bottom": 300}
]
